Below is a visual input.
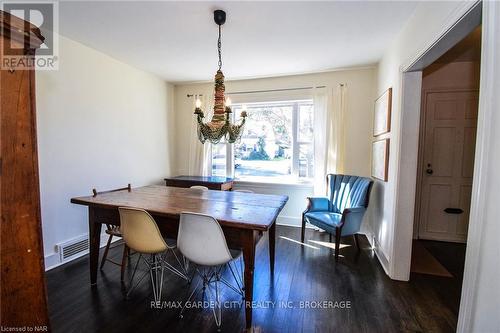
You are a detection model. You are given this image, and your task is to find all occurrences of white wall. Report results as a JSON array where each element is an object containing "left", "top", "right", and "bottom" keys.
[
  {"left": 458, "top": 2, "right": 500, "bottom": 331},
  {"left": 36, "top": 35, "right": 175, "bottom": 269},
  {"left": 173, "top": 69, "right": 376, "bottom": 226},
  {"left": 370, "top": 1, "right": 478, "bottom": 279}
]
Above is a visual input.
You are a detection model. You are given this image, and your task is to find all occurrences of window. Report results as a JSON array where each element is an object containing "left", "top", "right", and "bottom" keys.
[
  {"left": 211, "top": 141, "right": 228, "bottom": 177},
  {"left": 211, "top": 99, "right": 314, "bottom": 182}
]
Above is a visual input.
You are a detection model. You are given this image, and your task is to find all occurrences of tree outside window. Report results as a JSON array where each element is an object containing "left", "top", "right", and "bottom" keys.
[{"left": 211, "top": 99, "right": 314, "bottom": 182}]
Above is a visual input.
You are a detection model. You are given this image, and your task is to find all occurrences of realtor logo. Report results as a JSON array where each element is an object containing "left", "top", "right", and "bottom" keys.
[{"left": 1, "top": 1, "right": 59, "bottom": 70}]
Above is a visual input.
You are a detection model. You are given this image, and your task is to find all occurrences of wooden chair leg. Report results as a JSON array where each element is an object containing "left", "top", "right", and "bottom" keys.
[
  {"left": 353, "top": 234, "right": 361, "bottom": 252},
  {"left": 100, "top": 234, "right": 113, "bottom": 270},
  {"left": 301, "top": 214, "right": 306, "bottom": 243},
  {"left": 120, "top": 244, "right": 128, "bottom": 282},
  {"left": 329, "top": 233, "right": 333, "bottom": 243},
  {"left": 335, "top": 228, "right": 341, "bottom": 262}
]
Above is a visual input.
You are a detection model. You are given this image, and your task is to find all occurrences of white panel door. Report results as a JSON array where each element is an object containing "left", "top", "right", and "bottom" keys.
[{"left": 418, "top": 90, "right": 478, "bottom": 242}]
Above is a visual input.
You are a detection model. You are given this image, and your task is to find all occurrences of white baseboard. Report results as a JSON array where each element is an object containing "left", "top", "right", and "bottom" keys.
[
  {"left": 365, "top": 232, "right": 391, "bottom": 276},
  {"left": 276, "top": 215, "right": 301, "bottom": 227},
  {"left": 44, "top": 233, "right": 120, "bottom": 271},
  {"left": 44, "top": 252, "right": 61, "bottom": 270}
]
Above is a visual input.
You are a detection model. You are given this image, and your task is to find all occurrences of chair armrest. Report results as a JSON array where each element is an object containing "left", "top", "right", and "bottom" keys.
[
  {"left": 340, "top": 207, "right": 366, "bottom": 234},
  {"left": 342, "top": 207, "right": 366, "bottom": 215},
  {"left": 304, "top": 197, "right": 330, "bottom": 213}
]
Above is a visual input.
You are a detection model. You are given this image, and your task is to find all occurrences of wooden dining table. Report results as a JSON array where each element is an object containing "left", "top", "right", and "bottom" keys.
[{"left": 70, "top": 185, "right": 288, "bottom": 328}]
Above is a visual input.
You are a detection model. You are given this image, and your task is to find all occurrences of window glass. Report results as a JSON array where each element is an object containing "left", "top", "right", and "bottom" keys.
[
  {"left": 211, "top": 142, "right": 227, "bottom": 177},
  {"left": 212, "top": 99, "right": 314, "bottom": 182},
  {"left": 298, "top": 103, "right": 314, "bottom": 143}
]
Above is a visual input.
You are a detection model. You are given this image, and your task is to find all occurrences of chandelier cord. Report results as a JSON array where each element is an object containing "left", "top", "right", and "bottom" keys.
[{"left": 217, "top": 24, "right": 222, "bottom": 70}]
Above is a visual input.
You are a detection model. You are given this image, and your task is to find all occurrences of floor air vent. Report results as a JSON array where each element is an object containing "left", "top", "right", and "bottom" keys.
[{"left": 57, "top": 235, "right": 89, "bottom": 263}]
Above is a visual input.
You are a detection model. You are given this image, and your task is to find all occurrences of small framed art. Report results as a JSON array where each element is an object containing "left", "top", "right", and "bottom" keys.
[
  {"left": 373, "top": 88, "right": 392, "bottom": 136},
  {"left": 372, "top": 138, "right": 390, "bottom": 181}
]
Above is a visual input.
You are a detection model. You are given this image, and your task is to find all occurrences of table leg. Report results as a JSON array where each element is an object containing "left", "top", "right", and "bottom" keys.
[
  {"left": 269, "top": 221, "right": 276, "bottom": 274},
  {"left": 88, "top": 207, "right": 101, "bottom": 285},
  {"left": 242, "top": 231, "right": 256, "bottom": 329}
]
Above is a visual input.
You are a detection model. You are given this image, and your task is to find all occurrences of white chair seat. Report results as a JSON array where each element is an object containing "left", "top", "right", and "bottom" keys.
[
  {"left": 177, "top": 212, "right": 244, "bottom": 329},
  {"left": 190, "top": 185, "right": 209, "bottom": 191}
]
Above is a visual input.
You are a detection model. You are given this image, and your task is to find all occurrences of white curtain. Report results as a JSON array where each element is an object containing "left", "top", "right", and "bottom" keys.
[
  {"left": 313, "top": 84, "right": 346, "bottom": 195},
  {"left": 330, "top": 84, "right": 346, "bottom": 174},
  {"left": 187, "top": 92, "right": 213, "bottom": 176}
]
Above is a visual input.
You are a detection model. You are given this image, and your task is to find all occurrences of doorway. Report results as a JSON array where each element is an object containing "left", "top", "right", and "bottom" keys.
[
  {"left": 409, "top": 24, "right": 481, "bottom": 317},
  {"left": 392, "top": 2, "right": 499, "bottom": 331},
  {"left": 415, "top": 27, "right": 481, "bottom": 243}
]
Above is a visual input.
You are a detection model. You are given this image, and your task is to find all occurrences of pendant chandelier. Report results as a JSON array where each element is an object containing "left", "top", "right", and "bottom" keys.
[{"left": 194, "top": 10, "right": 247, "bottom": 144}]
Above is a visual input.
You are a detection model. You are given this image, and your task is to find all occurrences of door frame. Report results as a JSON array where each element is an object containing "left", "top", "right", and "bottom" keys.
[
  {"left": 414, "top": 87, "right": 479, "bottom": 242},
  {"left": 388, "top": 0, "right": 482, "bottom": 282},
  {"left": 391, "top": 1, "right": 499, "bottom": 332}
]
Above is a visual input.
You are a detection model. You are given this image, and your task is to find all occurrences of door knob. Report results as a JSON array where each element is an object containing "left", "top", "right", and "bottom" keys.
[{"left": 426, "top": 163, "right": 433, "bottom": 175}]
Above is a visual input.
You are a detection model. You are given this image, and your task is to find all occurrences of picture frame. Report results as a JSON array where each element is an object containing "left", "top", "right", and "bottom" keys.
[
  {"left": 373, "top": 87, "right": 392, "bottom": 136},
  {"left": 372, "top": 138, "right": 390, "bottom": 181}
]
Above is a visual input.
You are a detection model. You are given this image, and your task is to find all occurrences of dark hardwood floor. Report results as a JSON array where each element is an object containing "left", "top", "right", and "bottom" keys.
[
  {"left": 414, "top": 240, "right": 466, "bottom": 317},
  {"left": 46, "top": 226, "right": 464, "bottom": 333}
]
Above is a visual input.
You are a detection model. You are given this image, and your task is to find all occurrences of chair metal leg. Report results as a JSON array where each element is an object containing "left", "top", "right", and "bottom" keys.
[
  {"left": 179, "top": 277, "right": 202, "bottom": 319},
  {"left": 127, "top": 253, "right": 166, "bottom": 302},
  {"left": 222, "top": 260, "right": 244, "bottom": 298},
  {"left": 239, "top": 254, "right": 244, "bottom": 291},
  {"left": 126, "top": 250, "right": 186, "bottom": 302},
  {"left": 335, "top": 227, "right": 341, "bottom": 262},
  {"left": 183, "top": 255, "right": 190, "bottom": 274},
  {"left": 120, "top": 244, "right": 128, "bottom": 282},
  {"left": 179, "top": 265, "right": 225, "bottom": 330},
  {"left": 100, "top": 234, "right": 113, "bottom": 270},
  {"left": 301, "top": 213, "right": 306, "bottom": 243},
  {"left": 149, "top": 254, "right": 164, "bottom": 303},
  {"left": 127, "top": 254, "right": 149, "bottom": 299},
  {"left": 206, "top": 271, "right": 222, "bottom": 330},
  {"left": 162, "top": 248, "right": 189, "bottom": 281}
]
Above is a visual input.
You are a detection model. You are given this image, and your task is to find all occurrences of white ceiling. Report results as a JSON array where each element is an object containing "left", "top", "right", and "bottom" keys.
[{"left": 59, "top": 1, "right": 418, "bottom": 83}]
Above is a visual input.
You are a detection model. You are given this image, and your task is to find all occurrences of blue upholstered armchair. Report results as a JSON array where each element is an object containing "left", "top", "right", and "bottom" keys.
[{"left": 301, "top": 174, "right": 373, "bottom": 260}]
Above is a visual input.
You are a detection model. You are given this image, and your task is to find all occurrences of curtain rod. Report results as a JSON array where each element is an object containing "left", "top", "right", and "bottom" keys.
[
  {"left": 187, "top": 83, "right": 345, "bottom": 98},
  {"left": 226, "top": 85, "right": 326, "bottom": 96}
]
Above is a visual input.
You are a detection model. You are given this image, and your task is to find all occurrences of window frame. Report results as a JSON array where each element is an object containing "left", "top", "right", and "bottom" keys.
[{"left": 210, "top": 98, "right": 314, "bottom": 183}]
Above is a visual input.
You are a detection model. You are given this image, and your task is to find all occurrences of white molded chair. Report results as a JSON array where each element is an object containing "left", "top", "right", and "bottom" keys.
[
  {"left": 119, "top": 207, "right": 188, "bottom": 302},
  {"left": 177, "top": 212, "right": 243, "bottom": 330},
  {"left": 190, "top": 185, "right": 209, "bottom": 191}
]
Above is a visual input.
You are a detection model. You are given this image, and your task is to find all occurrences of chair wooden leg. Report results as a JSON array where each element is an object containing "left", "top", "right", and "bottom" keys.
[
  {"left": 335, "top": 228, "right": 341, "bottom": 262},
  {"left": 353, "top": 234, "right": 361, "bottom": 252},
  {"left": 329, "top": 233, "right": 333, "bottom": 243},
  {"left": 100, "top": 234, "right": 113, "bottom": 270},
  {"left": 301, "top": 214, "right": 306, "bottom": 243},
  {"left": 120, "top": 244, "right": 128, "bottom": 282}
]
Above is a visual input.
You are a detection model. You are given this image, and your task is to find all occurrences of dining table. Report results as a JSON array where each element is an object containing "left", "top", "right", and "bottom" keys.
[{"left": 70, "top": 185, "right": 288, "bottom": 329}]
